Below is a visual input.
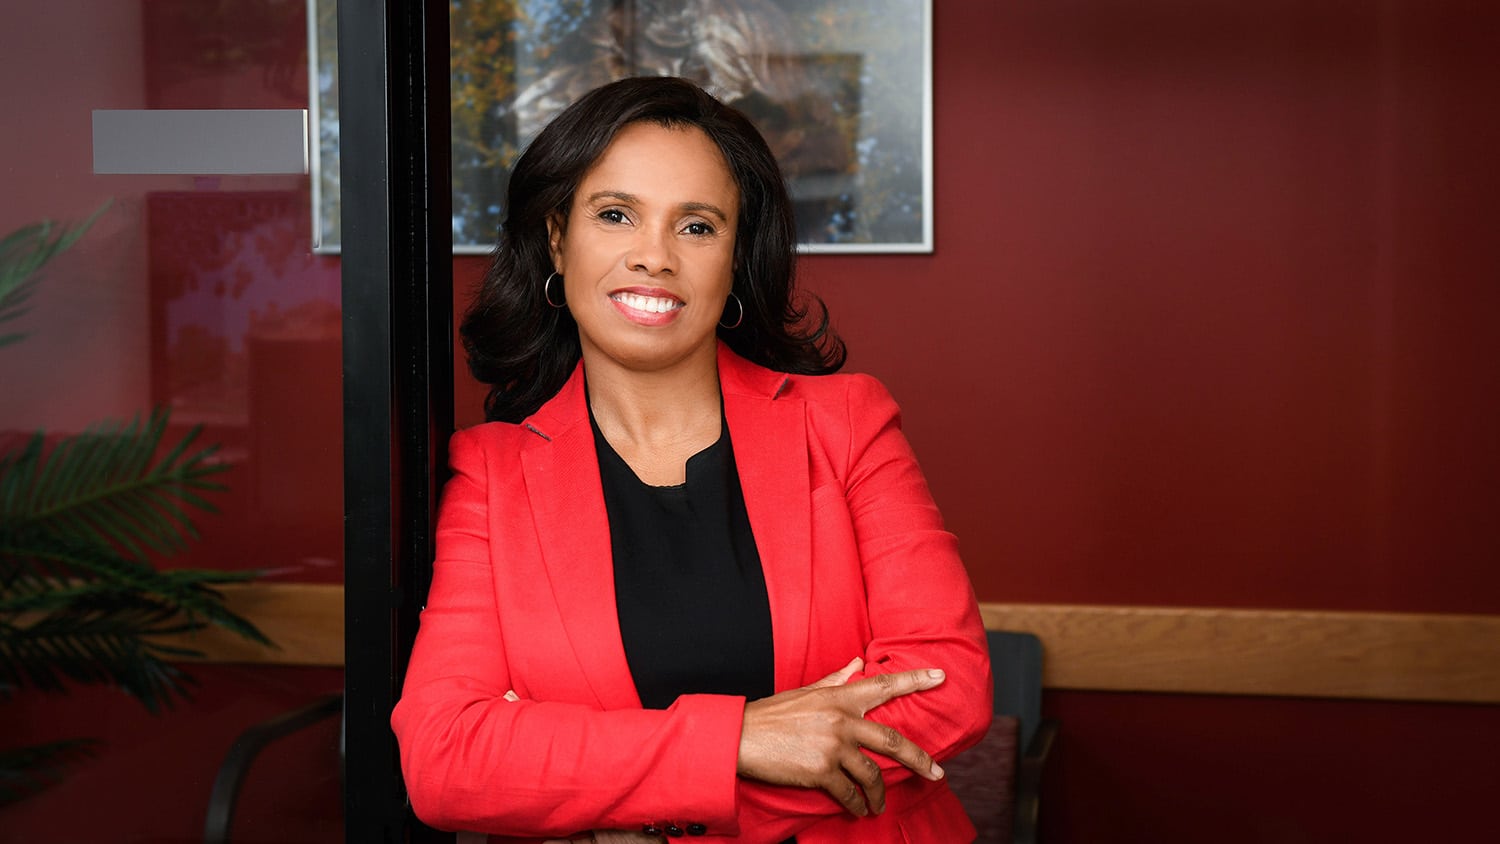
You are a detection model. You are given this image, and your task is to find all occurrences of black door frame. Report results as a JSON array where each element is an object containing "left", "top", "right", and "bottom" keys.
[{"left": 339, "top": 0, "right": 453, "bottom": 840}]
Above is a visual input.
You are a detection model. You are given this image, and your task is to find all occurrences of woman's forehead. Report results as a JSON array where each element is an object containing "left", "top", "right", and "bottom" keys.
[{"left": 576, "top": 122, "right": 739, "bottom": 210}]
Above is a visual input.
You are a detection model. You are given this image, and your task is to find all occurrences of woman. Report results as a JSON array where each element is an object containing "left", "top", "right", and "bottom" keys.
[{"left": 391, "top": 76, "right": 991, "bottom": 843}]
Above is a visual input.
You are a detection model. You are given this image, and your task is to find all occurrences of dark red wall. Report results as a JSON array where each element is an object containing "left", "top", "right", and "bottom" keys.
[
  {"left": 813, "top": 0, "right": 1500, "bottom": 616},
  {"left": 460, "top": 2, "right": 1500, "bottom": 840}
]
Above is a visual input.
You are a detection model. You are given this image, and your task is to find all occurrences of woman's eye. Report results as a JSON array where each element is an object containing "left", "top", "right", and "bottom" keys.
[
  {"left": 683, "top": 221, "right": 715, "bottom": 236},
  {"left": 598, "top": 209, "right": 627, "bottom": 224}
]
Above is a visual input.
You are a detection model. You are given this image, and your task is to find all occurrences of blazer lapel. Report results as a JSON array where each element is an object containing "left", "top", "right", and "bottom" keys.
[
  {"left": 521, "top": 368, "right": 642, "bottom": 710},
  {"left": 719, "top": 346, "right": 813, "bottom": 692}
]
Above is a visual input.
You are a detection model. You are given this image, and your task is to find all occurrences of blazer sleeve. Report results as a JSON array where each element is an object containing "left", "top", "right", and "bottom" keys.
[
  {"left": 708, "top": 375, "right": 994, "bottom": 840},
  {"left": 836, "top": 374, "right": 993, "bottom": 764},
  {"left": 391, "top": 429, "right": 746, "bottom": 838}
]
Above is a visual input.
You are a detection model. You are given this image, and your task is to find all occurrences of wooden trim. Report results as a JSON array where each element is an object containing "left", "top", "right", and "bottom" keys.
[
  {"left": 162, "top": 584, "right": 1500, "bottom": 704},
  {"left": 156, "top": 582, "right": 343, "bottom": 667},
  {"left": 981, "top": 602, "right": 1500, "bottom": 704}
]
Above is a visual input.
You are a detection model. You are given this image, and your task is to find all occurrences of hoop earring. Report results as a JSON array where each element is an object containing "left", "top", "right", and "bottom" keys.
[
  {"left": 543, "top": 272, "right": 565, "bottom": 308},
  {"left": 719, "top": 292, "right": 744, "bottom": 329}
]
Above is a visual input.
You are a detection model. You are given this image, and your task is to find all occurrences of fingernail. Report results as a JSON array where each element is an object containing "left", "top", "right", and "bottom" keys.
[
  {"left": 927, "top": 669, "right": 945, "bottom": 681},
  {"left": 931, "top": 762, "right": 945, "bottom": 779}
]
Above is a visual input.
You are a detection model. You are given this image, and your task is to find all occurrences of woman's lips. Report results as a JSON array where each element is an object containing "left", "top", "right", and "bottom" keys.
[{"left": 609, "top": 288, "right": 684, "bottom": 326}]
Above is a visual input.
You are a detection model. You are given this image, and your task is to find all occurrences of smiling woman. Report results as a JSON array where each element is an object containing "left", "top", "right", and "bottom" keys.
[
  {"left": 390, "top": 77, "right": 991, "bottom": 844},
  {"left": 549, "top": 122, "right": 740, "bottom": 403}
]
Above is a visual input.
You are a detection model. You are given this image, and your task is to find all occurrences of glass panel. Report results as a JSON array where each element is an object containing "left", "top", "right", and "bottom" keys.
[{"left": 0, "top": 2, "right": 343, "bottom": 841}]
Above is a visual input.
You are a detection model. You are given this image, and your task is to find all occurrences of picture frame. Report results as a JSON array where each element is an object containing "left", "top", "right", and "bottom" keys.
[{"left": 311, "top": 1, "right": 932, "bottom": 254}]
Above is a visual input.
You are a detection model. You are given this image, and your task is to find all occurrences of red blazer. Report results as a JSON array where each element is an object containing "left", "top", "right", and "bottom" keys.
[{"left": 392, "top": 344, "right": 991, "bottom": 843}]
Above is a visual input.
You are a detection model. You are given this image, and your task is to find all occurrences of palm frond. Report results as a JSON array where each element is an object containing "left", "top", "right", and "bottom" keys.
[
  {"left": 147, "top": 568, "right": 272, "bottom": 646},
  {"left": 0, "top": 603, "right": 197, "bottom": 712},
  {"left": 0, "top": 202, "right": 109, "bottom": 348},
  {"left": 0, "top": 738, "right": 102, "bottom": 807},
  {"left": 0, "top": 536, "right": 272, "bottom": 648},
  {"left": 0, "top": 408, "right": 228, "bottom": 559}
]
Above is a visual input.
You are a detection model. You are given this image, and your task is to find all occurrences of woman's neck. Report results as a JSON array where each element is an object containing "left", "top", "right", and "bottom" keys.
[{"left": 582, "top": 346, "right": 723, "bottom": 486}]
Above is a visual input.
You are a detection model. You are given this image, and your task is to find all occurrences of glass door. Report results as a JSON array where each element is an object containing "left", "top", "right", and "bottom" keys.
[{"left": 0, "top": 1, "right": 449, "bottom": 840}]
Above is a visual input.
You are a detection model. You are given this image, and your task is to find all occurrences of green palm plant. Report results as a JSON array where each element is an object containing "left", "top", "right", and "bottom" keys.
[
  {"left": 0, "top": 205, "right": 105, "bottom": 349},
  {"left": 0, "top": 206, "right": 271, "bottom": 806}
]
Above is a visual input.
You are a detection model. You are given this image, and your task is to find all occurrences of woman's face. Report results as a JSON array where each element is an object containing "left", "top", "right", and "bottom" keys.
[{"left": 549, "top": 121, "right": 740, "bottom": 376}]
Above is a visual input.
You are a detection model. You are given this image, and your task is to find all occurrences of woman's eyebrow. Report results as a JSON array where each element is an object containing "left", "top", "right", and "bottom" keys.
[
  {"left": 586, "top": 190, "right": 639, "bottom": 205},
  {"left": 679, "top": 201, "right": 729, "bottom": 223}
]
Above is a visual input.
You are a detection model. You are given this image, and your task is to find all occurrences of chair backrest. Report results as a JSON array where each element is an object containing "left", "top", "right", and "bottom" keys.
[
  {"left": 987, "top": 630, "right": 1044, "bottom": 750},
  {"left": 948, "top": 629, "right": 1047, "bottom": 844}
]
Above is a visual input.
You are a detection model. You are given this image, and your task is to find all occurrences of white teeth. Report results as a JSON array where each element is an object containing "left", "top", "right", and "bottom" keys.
[{"left": 613, "top": 292, "right": 679, "bottom": 313}]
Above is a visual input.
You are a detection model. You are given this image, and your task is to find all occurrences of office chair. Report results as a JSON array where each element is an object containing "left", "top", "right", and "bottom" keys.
[{"left": 946, "top": 630, "right": 1059, "bottom": 844}]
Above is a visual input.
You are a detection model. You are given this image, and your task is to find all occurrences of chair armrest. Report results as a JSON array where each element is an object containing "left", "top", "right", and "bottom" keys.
[
  {"left": 1012, "top": 718, "right": 1058, "bottom": 844},
  {"left": 204, "top": 693, "right": 344, "bottom": 844}
]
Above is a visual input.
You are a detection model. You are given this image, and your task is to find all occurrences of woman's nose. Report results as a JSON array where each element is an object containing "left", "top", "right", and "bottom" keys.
[{"left": 625, "top": 225, "right": 675, "bottom": 275}]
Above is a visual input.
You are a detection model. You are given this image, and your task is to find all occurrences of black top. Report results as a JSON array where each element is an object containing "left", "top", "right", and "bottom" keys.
[{"left": 591, "top": 407, "right": 776, "bottom": 710}]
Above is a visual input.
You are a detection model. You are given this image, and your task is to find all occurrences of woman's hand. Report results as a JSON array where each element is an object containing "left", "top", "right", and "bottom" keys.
[{"left": 736, "top": 657, "right": 946, "bottom": 818}]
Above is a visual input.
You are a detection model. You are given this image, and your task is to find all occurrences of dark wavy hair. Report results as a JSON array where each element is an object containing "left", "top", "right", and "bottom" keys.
[{"left": 461, "top": 75, "right": 846, "bottom": 423}]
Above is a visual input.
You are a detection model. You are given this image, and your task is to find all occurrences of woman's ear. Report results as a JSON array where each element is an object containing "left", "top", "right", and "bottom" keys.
[{"left": 546, "top": 213, "right": 566, "bottom": 273}]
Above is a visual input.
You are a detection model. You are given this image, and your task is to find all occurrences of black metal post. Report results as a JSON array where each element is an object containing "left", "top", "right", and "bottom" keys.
[{"left": 340, "top": 0, "right": 453, "bottom": 840}]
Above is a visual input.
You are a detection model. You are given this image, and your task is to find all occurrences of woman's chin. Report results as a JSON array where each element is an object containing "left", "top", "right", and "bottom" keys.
[{"left": 582, "top": 331, "right": 718, "bottom": 374}]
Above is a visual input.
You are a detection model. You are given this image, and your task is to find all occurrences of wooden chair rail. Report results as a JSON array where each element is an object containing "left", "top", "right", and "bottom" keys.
[
  {"left": 157, "top": 583, "right": 345, "bottom": 667},
  {"left": 981, "top": 602, "right": 1500, "bottom": 704},
  {"left": 158, "top": 584, "right": 1500, "bottom": 704}
]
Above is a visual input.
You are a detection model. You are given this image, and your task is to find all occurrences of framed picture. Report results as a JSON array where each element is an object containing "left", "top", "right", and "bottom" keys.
[{"left": 311, "top": 1, "right": 932, "bottom": 254}]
